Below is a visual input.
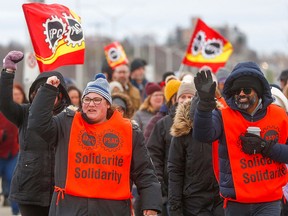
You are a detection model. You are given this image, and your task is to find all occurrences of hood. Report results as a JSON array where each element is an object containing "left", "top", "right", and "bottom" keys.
[
  {"left": 170, "top": 100, "right": 192, "bottom": 137},
  {"left": 29, "top": 71, "right": 71, "bottom": 112},
  {"left": 223, "top": 62, "right": 273, "bottom": 109},
  {"left": 271, "top": 86, "right": 288, "bottom": 112},
  {"left": 111, "top": 92, "right": 135, "bottom": 119}
]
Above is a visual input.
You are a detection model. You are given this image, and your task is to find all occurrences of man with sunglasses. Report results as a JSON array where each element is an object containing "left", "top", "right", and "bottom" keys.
[
  {"left": 193, "top": 61, "right": 288, "bottom": 216},
  {"left": 27, "top": 73, "right": 162, "bottom": 216}
]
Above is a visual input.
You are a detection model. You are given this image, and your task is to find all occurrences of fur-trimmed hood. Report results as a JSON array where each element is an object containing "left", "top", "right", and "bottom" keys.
[
  {"left": 112, "top": 92, "right": 135, "bottom": 119},
  {"left": 170, "top": 94, "right": 225, "bottom": 137},
  {"left": 170, "top": 100, "right": 192, "bottom": 137}
]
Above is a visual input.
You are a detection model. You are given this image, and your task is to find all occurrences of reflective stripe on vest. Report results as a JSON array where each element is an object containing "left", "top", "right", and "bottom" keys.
[
  {"left": 221, "top": 104, "right": 288, "bottom": 203},
  {"left": 65, "top": 110, "right": 132, "bottom": 199}
]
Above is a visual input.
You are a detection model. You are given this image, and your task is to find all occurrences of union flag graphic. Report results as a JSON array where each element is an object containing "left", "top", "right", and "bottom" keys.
[
  {"left": 182, "top": 18, "right": 233, "bottom": 72},
  {"left": 104, "top": 42, "right": 129, "bottom": 70},
  {"left": 22, "top": 3, "right": 85, "bottom": 72}
]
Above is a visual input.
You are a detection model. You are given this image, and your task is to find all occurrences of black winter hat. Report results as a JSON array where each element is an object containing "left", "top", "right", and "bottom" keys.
[
  {"left": 231, "top": 76, "right": 263, "bottom": 97},
  {"left": 130, "top": 58, "right": 147, "bottom": 73}
]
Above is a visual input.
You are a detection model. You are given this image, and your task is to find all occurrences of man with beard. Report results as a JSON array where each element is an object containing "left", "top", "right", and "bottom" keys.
[
  {"left": 112, "top": 64, "right": 141, "bottom": 111},
  {"left": 192, "top": 62, "right": 288, "bottom": 216}
]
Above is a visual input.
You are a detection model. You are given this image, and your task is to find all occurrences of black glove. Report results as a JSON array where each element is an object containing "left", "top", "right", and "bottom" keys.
[
  {"left": 240, "top": 133, "right": 275, "bottom": 156},
  {"left": 194, "top": 69, "right": 216, "bottom": 111}
]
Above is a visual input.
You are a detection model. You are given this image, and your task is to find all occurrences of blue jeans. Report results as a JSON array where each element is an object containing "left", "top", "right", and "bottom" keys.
[
  {"left": 224, "top": 200, "right": 281, "bottom": 216},
  {"left": 0, "top": 154, "right": 20, "bottom": 215}
]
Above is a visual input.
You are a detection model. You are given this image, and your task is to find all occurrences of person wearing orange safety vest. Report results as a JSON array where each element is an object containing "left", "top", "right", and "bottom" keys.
[
  {"left": 193, "top": 62, "right": 288, "bottom": 216},
  {"left": 27, "top": 73, "right": 162, "bottom": 216}
]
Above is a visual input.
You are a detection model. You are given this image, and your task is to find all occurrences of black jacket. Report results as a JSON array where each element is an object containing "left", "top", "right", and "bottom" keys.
[
  {"left": 146, "top": 105, "right": 176, "bottom": 200},
  {"left": 0, "top": 70, "right": 69, "bottom": 206},
  {"left": 168, "top": 101, "right": 223, "bottom": 216}
]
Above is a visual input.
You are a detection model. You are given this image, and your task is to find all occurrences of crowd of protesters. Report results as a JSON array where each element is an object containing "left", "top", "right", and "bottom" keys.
[{"left": 0, "top": 50, "right": 288, "bottom": 216}]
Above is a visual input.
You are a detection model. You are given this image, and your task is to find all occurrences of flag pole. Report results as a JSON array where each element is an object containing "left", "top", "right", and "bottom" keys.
[
  {"left": 176, "top": 17, "right": 199, "bottom": 76},
  {"left": 178, "top": 63, "right": 185, "bottom": 73}
]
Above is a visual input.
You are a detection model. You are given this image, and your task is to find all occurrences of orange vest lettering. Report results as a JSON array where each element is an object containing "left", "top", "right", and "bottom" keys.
[
  {"left": 221, "top": 104, "right": 288, "bottom": 203},
  {"left": 65, "top": 110, "right": 132, "bottom": 200}
]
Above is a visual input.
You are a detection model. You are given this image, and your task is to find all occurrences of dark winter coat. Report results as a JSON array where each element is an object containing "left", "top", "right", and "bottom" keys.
[
  {"left": 193, "top": 61, "right": 288, "bottom": 200},
  {"left": 168, "top": 101, "right": 223, "bottom": 216},
  {"left": 144, "top": 104, "right": 169, "bottom": 141},
  {"left": 146, "top": 105, "right": 176, "bottom": 199},
  {"left": 0, "top": 70, "right": 70, "bottom": 206},
  {"left": 27, "top": 84, "right": 162, "bottom": 216}
]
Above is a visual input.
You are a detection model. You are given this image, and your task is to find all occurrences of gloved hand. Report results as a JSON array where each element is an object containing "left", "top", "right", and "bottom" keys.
[
  {"left": 240, "top": 133, "right": 275, "bottom": 156},
  {"left": 194, "top": 68, "right": 216, "bottom": 111},
  {"left": 3, "top": 51, "right": 24, "bottom": 70}
]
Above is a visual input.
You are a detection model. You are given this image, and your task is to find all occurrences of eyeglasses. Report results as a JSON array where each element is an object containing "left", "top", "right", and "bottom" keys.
[
  {"left": 235, "top": 88, "right": 252, "bottom": 95},
  {"left": 82, "top": 97, "right": 103, "bottom": 105}
]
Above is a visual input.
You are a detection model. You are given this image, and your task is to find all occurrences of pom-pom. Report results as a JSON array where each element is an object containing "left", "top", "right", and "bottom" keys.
[{"left": 94, "top": 73, "right": 106, "bottom": 80}]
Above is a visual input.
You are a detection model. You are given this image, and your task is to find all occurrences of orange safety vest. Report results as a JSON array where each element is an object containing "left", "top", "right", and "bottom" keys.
[
  {"left": 221, "top": 104, "right": 288, "bottom": 203},
  {"left": 65, "top": 110, "right": 133, "bottom": 200}
]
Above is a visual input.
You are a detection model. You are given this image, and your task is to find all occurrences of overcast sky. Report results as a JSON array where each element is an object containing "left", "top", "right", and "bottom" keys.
[{"left": 1, "top": 0, "right": 288, "bottom": 55}]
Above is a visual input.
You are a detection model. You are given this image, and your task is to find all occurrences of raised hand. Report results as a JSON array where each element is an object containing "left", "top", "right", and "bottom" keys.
[
  {"left": 194, "top": 67, "right": 216, "bottom": 102},
  {"left": 194, "top": 67, "right": 217, "bottom": 111},
  {"left": 46, "top": 76, "right": 60, "bottom": 88},
  {"left": 3, "top": 51, "right": 24, "bottom": 71}
]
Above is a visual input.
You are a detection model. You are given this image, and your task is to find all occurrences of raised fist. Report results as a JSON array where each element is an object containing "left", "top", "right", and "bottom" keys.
[
  {"left": 46, "top": 76, "right": 60, "bottom": 88},
  {"left": 3, "top": 51, "right": 24, "bottom": 71}
]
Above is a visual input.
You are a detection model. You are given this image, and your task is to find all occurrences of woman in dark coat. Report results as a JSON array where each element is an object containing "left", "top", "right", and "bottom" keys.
[
  {"left": 168, "top": 99, "right": 223, "bottom": 216},
  {"left": 0, "top": 51, "right": 70, "bottom": 216}
]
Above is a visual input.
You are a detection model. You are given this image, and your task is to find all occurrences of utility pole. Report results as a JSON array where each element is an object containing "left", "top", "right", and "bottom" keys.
[{"left": 75, "top": 0, "right": 84, "bottom": 89}]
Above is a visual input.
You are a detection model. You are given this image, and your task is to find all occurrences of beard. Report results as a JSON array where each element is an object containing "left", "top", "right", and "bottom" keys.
[{"left": 235, "top": 94, "right": 257, "bottom": 110}]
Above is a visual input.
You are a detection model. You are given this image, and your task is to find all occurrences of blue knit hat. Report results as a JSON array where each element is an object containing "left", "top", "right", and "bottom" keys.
[{"left": 82, "top": 73, "right": 112, "bottom": 104}]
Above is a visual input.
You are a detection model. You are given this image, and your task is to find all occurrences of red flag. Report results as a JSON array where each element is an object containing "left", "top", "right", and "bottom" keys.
[
  {"left": 22, "top": 3, "right": 85, "bottom": 72},
  {"left": 182, "top": 18, "right": 233, "bottom": 72},
  {"left": 104, "top": 42, "right": 129, "bottom": 70}
]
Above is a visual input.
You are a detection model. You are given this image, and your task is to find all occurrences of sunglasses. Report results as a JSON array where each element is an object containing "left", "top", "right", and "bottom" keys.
[{"left": 234, "top": 88, "right": 252, "bottom": 95}]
